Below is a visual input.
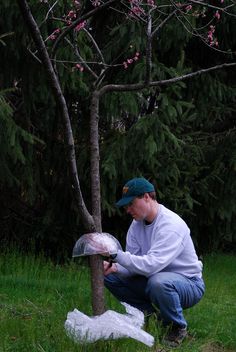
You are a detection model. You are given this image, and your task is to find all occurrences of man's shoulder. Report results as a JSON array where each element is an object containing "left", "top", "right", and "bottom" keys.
[
  {"left": 160, "top": 205, "right": 185, "bottom": 222},
  {"left": 157, "top": 205, "right": 189, "bottom": 233}
]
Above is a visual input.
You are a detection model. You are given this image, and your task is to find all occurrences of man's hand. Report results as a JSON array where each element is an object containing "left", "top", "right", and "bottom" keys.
[{"left": 103, "top": 261, "right": 118, "bottom": 276}]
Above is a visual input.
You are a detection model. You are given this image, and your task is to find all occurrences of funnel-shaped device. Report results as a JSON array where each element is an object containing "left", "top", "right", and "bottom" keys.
[{"left": 72, "top": 232, "right": 122, "bottom": 257}]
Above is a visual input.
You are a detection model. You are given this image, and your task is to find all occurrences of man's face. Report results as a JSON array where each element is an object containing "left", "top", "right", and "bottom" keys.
[{"left": 124, "top": 195, "right": 149, "bottom": 221}]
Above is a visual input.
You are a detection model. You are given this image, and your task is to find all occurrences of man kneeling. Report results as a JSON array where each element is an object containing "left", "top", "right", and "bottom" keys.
[{"left": 104, "top": 177, "right": 205, "bottom": 348}]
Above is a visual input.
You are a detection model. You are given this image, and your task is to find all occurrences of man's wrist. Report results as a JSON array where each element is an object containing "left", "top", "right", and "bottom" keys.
[{"left": 109, "top": 253, "right": 117, "bottom": 261}]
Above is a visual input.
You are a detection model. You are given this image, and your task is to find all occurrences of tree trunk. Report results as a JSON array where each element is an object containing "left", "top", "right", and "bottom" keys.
[{"left": 89, "top": 90, "right": 105, "bottom": 315}]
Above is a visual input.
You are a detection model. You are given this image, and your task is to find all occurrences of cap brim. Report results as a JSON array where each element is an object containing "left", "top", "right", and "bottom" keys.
[{"left": 116, "top": 195, "right": 136, "bottom": 207}]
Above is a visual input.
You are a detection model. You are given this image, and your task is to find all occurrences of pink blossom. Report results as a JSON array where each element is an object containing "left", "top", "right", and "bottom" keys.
[
  {"left": 147, "top": 0, "right": 155, "bottom": 6},
  {"left": 208, "top": 33, "right": 213, "bottom": 41},
  {"left": 91, "top": 0, "right": 101, "bottom": 6},
  {"left": 49, "top": 28, "right": 60, "bottom": 40},
  {"left": 68, "top": 10, "right": 76, "bottom": 18},
  {"left": 129, "top": 6, "right": 145, "bottom": 16},
  {"left": 185, "top": 5, "right": 192, "bottom": 11},
  {"left": 75, "top": 63, "right": 84, "bottom": 72},
  {"left": 207, "top": 25, "right": 219, "bottom": 47},
  {"left": 209, "top": 25, "right": 215, "bottom": 32},
  {"left": 49, "top": 34, "right": 56, "bottom": 40},
  {"left": 75, "top": 21, "right": 86, "bottom": 31},
  {"left": 123, "top": 52, "right": 140, "bottom": 69},
  {"left": 215, "top": 10, "right": 220, "bottom": 20}
]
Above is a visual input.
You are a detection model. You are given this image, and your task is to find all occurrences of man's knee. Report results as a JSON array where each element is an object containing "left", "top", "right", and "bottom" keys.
[{"left": 146, "top": 273, "right": 174, "bottom": 299}]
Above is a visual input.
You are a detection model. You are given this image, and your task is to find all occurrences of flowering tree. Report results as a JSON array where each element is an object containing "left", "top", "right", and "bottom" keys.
[{"left": 17, "top": 0, "right": 236, "bottom": 314}]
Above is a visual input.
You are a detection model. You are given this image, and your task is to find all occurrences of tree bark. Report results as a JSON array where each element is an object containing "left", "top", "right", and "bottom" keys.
[{"left": 89, "top": 90, "right": 105, "bottom": 315}]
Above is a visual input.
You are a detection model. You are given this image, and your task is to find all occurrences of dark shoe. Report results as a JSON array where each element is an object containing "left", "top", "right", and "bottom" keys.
[{"left": 163, "top": 326, "right": 187, "bottom": 347}]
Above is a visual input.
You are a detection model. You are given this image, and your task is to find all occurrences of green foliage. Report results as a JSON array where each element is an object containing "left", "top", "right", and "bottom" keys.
[{"left": 0, "top": 91, "right": 42, "bottom": 187}]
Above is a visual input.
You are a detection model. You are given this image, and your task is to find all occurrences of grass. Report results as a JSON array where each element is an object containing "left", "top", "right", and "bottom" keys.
[{"left": 0, "top": 251, "right": 236, "bottom": 352}]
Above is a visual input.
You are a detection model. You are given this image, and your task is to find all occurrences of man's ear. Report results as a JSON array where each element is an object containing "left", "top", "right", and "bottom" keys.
[{"left": 143, "top": 193, "right": 150, "bottom": 201}]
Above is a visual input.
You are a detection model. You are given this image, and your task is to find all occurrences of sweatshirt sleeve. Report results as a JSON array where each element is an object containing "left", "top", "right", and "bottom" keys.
[{"left": 115, "top": 230, "right": 186, "bottom": 277}]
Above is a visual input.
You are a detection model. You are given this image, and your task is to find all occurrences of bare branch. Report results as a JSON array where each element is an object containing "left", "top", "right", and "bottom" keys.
[
  {"left": 98, "top": 62, "right": 236, "bottom": 96},
  {"left": 65, "top": 37, "right": 98, "bottom": 79},
  {"left": 27, "top": 46, "right": 42, "bottom": 64},
  {"left": 45, "top": 0, "right": 60, "bottom": 21},
  {"left": 189, "top": 0, "right": 236, "bottom": 16},
  {"left": 145, "top": 11, "right": 152, "bottom": 84},
  {"left": 151, "top": 9, "right": 177, "bottom": 38},
  {"left": 83, "top": 28, "right": 106, "bottom": 65}
]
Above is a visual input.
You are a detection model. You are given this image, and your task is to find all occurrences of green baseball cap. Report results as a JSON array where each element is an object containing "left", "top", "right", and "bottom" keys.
[{"left": 116, "top": 177, "right": 155, "bottom": 207}]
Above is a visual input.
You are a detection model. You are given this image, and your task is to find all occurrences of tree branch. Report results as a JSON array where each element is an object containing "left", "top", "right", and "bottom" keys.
[
  {"left": 151, "top": 9, "right": 177, "bottom": 38},
  {"left": 98, "top": 62, "right": 236, "bottom": 96},
  {"left": 145, "top": 11, "right": 152, "bottom": 84},
  {"left": 65, "top": 37, "right": 98, "bottom": 79},
  {"left": 189, "top": 0, "right": 236, "bottom": 16}
]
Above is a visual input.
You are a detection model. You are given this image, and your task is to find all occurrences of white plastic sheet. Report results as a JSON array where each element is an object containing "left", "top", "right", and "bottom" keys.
[{"left": 65, "top": 302, "right": 154, "bottom": 347}]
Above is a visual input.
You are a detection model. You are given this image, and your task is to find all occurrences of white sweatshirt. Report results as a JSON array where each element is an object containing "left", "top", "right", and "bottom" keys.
[{"left": 116, "top": 204, "right": 203, "bottom": 278}]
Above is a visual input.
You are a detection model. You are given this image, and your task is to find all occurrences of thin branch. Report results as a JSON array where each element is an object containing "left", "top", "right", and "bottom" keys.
[
  {"left": 151, "top": 9, "right": 177, "bottom": 38},
  {"left": 189, "top": 0, "right": 236, "bottom": 16},
  {"left": 98, "top": 62, "right": 236, "bottom": 96},
  {"left": 45, "top": 0, "right": 60, "bottom": 21},
  {"left": 170, "top": 1, "right": 236, "bottom": 55},
  {"left": 37, "top": 0, "right": 61, "bottom": 35},
  {"left": 145, "top": 11, "right": 152, "bottom": 84},
  {"left": 83, "top": 28, "right": 106, "bottom": 64},
  {"left": 65, "top": 37, "right": 98, "bottom": 79},
  {"left": 27, "top": 46, "right": 42, "bottom": 64},
  {"left": 50, "top": 58, "right": 123, "bottom": 68}
]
